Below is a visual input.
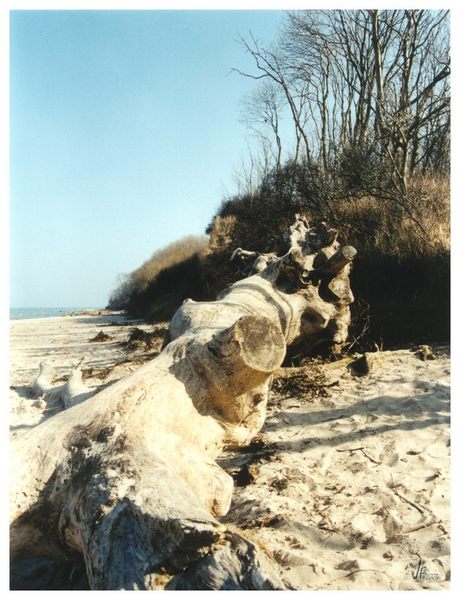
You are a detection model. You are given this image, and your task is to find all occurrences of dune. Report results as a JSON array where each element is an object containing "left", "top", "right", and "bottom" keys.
[{"left": 9, "top": 313, "right": 450, "bottom": 590}]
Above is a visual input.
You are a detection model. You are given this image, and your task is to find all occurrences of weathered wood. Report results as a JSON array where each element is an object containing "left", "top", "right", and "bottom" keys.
[
  {"left": 10, "top": 217, "right": 356, "bottom": 590},
  {"left": 61, "top": 367, "right": 93, "bottom": 408},
  {"left": 32, "top": 362, "right": 56, "bottom": 397},
  {"left": 32, "top": 363, "right": 92, "bottom": 409},
  {"left": 231, "top": 247, "right": 278, "bottom": 274},
  {"left": 314, "top": 245, "right": 357, "bottom": 278}
]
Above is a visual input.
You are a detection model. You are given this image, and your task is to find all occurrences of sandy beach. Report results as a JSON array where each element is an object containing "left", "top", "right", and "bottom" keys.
[
  {"left": 9, "top": 312, "right": 450, "bottom": 590},
  {"left": 9, "top": 312, "right": 166, "bottom": 437}
]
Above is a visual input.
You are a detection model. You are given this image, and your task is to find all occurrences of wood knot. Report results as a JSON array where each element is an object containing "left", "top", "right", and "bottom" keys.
[
  {"left": 96, "top": 426, "right": 116, "bottom": 443},
  {"left": 253, "top": 393, "right": 265, "bottom": 405}
]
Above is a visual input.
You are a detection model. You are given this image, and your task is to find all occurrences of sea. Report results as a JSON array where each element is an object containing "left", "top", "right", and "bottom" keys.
[{"left": 9, "top": 307, "right": 99, "bottom": 321}]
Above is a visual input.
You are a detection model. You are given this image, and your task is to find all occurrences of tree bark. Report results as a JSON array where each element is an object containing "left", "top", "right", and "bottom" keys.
[{"left": 10, "top": 217, "right": 356, "bottom": 590}]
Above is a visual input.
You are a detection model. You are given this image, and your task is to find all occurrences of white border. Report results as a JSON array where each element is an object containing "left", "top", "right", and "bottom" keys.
[{"left": 2, "top": 3, "right": 457, "bottom": 598}]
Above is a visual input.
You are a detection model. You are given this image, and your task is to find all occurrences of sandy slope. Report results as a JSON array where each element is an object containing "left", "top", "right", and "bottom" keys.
[{"left": 9, "top": 313, "right": 450, "bottom": 590}]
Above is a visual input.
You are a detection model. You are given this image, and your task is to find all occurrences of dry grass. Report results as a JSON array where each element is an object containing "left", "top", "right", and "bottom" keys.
[
  {"left": 108, "top": 235, "right": 208, "bottom": 309},
  {"left": 328, "top": 176, "right": 450, "bottom": 350},
  {"left": 207, "top": 174, "right": 450, "bottom": 260},
  {"left": 130, "top": 235, "right": 209, "bottom": 293},
  {"left": 208, "top": 215, "right": 238, "bottom": 251},
  {"left": 406, "top": 175, "right": 450, "bottom": 252},
  {"left": 332, "top": 175, "right": 450, "bottom": 259}
]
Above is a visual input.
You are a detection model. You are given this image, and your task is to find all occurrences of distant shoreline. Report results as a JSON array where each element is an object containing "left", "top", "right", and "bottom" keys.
[{"left": 9, "top": 307, "right": 120, "bottom": 321}]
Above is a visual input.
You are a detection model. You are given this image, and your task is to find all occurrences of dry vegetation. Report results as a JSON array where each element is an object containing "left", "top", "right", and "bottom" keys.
[
  {"left": 334, "top": 176, "right": 450, "bottom": 259},
  {"left": 130, "top": 235, "right": 208, "bottom": 292},
  {"left": 108, "top": 235, "right": 209, "bottom": 319}
]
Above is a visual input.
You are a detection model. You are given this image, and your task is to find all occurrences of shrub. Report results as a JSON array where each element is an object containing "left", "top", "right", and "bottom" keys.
[{"left": 107, "top": 235, "right": 209, "bottom": 314}]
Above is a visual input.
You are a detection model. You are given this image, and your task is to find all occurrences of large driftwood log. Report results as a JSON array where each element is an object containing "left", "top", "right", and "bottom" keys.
[{"left": 10, "top": 217, "right": 356, "bottom": 590}]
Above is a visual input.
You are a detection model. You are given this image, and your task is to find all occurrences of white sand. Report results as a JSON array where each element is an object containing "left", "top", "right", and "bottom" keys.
[
  {"left": 223, "top": 349, "right": 450, "bottom": 590},
  {"left": 9, "top": 313, "right": 450, "bottom": 590}
]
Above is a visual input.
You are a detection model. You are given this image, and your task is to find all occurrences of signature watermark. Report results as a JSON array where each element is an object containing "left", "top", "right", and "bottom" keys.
[{"left": 411, "top": 555, "right": 440, "bottom": 583}]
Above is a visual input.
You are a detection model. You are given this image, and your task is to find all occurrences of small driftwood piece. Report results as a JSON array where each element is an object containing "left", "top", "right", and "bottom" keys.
[
  {"left": 32, "top": 361, "right": 93, "bottom": 409},
  {"left": 10, "top": 216, "right": 356, "bottom": 590}
]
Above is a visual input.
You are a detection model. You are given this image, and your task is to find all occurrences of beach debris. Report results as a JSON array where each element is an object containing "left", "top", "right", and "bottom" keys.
[
  {"left": 414, "top": 344, "right": 436, "bottom": 361},
  {"left": 272, "top": 364, "right": 338, "bottom": 402},
  {"left": 234, "top": 463, "right": 260, "bottom": 487},
  {"left": 270, "top": 476, "right": 289, "bottom": 493},
  {"left": 31, "top": 361, "right": 94, "bottom": 409},
  {"left": 425, "top": 470, "right": 442, "bottom": 482},
  {"left": 349, "top": 351, "right": 382, "bottom": 376},
  {"left": 272, "top": 548, "right": 305, "bottom": 567},
  {"left": 336, "top": 559, "right": 359, "bottom": 571},
  {"left": 32, "top": 398, "right": 47, "bottom": 410},
  {"left": 218, "top": 434, "right": 275, "bottom": 486},
  {"left": 336, "top": 446, "right": 381, "bottom": 465},
  {"left": 82, "top": 365, "right": 114, "bottom": 381},
  {"left": 124, "top": 327, "right": 166, "bottom": 352},
  {"left": 89, "top": 330, "right": 113, "bottom": 342},
  {"left": 61, "top": 366, "right": 92, "bottom": 408}
]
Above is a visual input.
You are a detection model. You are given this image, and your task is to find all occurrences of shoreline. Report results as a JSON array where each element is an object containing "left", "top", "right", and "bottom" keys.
[
  {"left": 9, "top": 307, "right": 125, "bottom": 321},
  {"left": 9, "top": 314, "right": 451, "bottom": 590}
]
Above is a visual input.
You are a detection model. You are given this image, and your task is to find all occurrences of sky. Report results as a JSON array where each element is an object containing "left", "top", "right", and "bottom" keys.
[{"left": 9, "top": 9, "right": 286, "bottom": 308}]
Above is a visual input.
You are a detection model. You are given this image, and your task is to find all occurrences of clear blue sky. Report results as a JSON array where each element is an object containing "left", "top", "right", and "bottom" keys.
[{"left": 10, "top": 9, "right": 285, "bottom": 308}]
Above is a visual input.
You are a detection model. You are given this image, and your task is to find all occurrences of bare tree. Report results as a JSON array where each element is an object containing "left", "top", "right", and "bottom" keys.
[
  {"left": 236, "top": 9, "right": 450, "bottom": 209},
  {"left": 241, "top": 80, "right": 284, "bottom": 172},
  {"left": 234, "top": 33, "right": 313, "bottom": 166}
]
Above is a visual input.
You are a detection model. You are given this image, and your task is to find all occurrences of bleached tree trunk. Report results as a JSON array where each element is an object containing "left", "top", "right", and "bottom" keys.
[{"left": 10, "top": 217, "right": 356, "bottom": 590}]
